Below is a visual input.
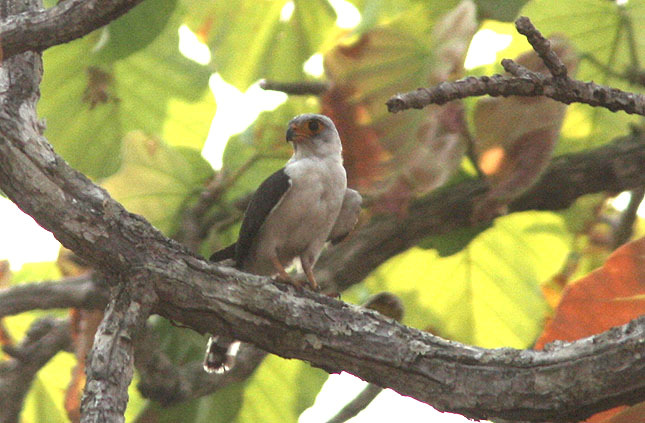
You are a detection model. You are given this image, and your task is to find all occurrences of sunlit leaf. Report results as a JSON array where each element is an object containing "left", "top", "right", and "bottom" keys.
[
  {"left": 194, "top": 0, "right": 336, "bottom": 90},
  {"left": 39, "top": 9, "right": 213, "bottom": 179},
  {"left": 534, "top": 236, "right": 645, "bottom": 349},
  {"left": 365, "top": 211, "right": 571, "bottom": 348},
  {"left": 102, "top": 132, "right": 213, "bottom": 235},
  {"left": 237, "top": 355, "right": 327, "bottom": 423}
]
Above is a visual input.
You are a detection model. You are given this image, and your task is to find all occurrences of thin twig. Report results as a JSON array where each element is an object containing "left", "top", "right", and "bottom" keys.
[
  {"left": 387, "top": 16, "right": 645, "bottom": 116},
  {"left": 259, "top": 79, "right": 330, "bottom": 95}
]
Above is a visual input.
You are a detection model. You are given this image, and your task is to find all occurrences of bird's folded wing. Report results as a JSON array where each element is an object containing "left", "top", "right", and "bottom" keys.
[
  {"left": 235, "top": 168, "right": 292, "bottom": 265},
  {"left": 328, "top": 188, "right": 362, "bottom": 245}
]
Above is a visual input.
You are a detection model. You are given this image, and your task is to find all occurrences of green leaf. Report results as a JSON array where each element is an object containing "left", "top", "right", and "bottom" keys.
[
  {"left": 39, "top": 9, "right": 213, "bottom": 179},
  {"left": 365, "top": 211, "right": 572, "bottom": 348},
  {"left": 475, "top": 0, "right": 528, "bottom": 21},
  {"left": 136, "top": 382, "right": 246, "bottom": 423},
  {"left": 102, "top": 131, "right": 213, "bottom": 235},
  {"left": 236, "top": 355, "right": 328, "bottom": 423},
  {"left": 94, "top": 0, "right": 178, "bottom": 62},
  {"left": 23, "top": 375, "right": 70, "bottom": 423},
  {"left": 419, "top": 223, "right": 491, "bottom": 257},
  {"left": 199, "top": 0, "right": 336, "bottom": 90}
]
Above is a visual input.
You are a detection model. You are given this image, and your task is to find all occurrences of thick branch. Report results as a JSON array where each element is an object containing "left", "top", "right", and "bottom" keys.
[
  {"left": 80, "top": 275, "right": 157, "bottom": 423},
  {"left": 0, "top": 318, "right": 71, "bottom": 423},
  {"left": 0, "top": 274, "right": 108, "bottom": 318},
  {"left": 0, "top": 0, "right": 144, "bottom": 60}
]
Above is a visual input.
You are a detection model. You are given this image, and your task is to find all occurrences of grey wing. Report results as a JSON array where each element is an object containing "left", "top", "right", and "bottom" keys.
[
  {"left": 328, "top": 188, "right": 362, "bottom": 245},
  {"left": 235, "top": 168, "right": 292, "bottom": 266}
]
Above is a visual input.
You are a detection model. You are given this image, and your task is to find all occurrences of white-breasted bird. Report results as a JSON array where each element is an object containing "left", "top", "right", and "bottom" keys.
[{"left": 204, "top": 113, "right": 362, "bottom": 373}]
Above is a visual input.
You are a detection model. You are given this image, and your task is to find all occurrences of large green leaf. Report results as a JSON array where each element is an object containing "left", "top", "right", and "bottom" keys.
[
  {"left": 39, "top": 8, "right": 213, "bottom": 179},
  {"left": 193, "top": 0, "right": 336, "bottom": 90},
  {"left": 364, "top": 211, "right": 572, "bottom": 348},
  {"left": 102, "top": 131, "right": 213, "bottom": 235},
  {"left": 236, "top": 355, "right": 328, "bottom": 423}
]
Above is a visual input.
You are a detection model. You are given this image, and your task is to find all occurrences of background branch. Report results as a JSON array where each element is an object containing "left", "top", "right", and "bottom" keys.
[
  {"left": 259, "top": 79, "right": 330, "bottom": 95},
  {"left": 0, "top": 274, "right": 107, "bottom": 318},
  {"left": 0, "top": 318, "right": 71, "bottom": 423}
]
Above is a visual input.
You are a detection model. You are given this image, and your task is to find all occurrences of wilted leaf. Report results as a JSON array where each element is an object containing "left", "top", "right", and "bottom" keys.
[
  {"left": 102, "top": 132, "right": 214, "bottom": 235},
  {"left": 322, "top": 1, "right": 474, "bottom": 213},
  {"left": 472, "top": 36, "right": 579, "bottom": 221},
  {"left": 534, "top": 236, "right": 645, "bottom": 349}
]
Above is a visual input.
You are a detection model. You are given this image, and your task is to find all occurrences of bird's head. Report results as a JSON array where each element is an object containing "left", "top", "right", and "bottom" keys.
[{"left": 286, "top": 114, "right": 342, "bottom": 160}]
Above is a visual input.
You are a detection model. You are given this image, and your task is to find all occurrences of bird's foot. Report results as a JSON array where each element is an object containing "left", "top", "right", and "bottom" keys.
[{"left": 273, "top": 273, "right": 304, "bottom": 290}]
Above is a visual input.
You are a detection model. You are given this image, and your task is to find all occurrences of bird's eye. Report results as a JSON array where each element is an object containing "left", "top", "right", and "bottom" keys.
[{"left": 308, "top": 120, "right": 320, "bottom": 132}]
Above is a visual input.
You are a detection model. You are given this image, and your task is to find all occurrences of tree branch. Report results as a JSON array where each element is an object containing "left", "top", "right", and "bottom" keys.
[
  {"left": 0, "top": 0, "right": 145, "bottom": 61},
  {"left": 80, "top": 274, "right": 157, "bottom": 423},
  {"left": 0, "top": 318, "right": 72, "bottom": 423},
  {"left": 386, "top": 17, "right": 645, "bottom": 116},
  {"left": 259, "top": 79, "right": 330, "bottom": 95},
  {"left": 0, "top": 274, "right": 108, "bottom": 318}
]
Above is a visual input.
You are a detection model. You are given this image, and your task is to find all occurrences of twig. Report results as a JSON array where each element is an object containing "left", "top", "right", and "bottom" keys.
[
  {"left": 386, "top": 17, "right": 645, "bottom": 116},
  {"left": 259, "top": 79, "right": 330, "bottom": 95},
  {"left": 327, "top": 384, "right": 383, "bottom": 423},
  {"left": 514, "top": 16, "right": 567, "bottom": 78}
]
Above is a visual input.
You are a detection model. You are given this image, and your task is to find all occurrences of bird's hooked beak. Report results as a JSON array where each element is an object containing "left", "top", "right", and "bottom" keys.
[{"left": 286, "top": 125, "right": 296, "bottom": 143}]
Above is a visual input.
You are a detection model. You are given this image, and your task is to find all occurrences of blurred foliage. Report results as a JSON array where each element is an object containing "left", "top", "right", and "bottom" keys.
[{"left": 3, "top": 0, "right": 645, "bottom": 422}]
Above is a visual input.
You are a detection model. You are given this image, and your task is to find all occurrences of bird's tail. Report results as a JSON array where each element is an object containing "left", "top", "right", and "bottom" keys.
[
  {"left": 203, "top": 335, "right": 241, "bottom": 374},
  {"left": 209, "top": 242, "right": 237, "bottom": 262}
]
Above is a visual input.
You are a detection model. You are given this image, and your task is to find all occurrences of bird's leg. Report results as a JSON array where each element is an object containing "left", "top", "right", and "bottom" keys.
[
  {"left": 270, "top": 255, "right": 302, "bottom": 288},
  {"left": 300, "top": 255, "right": 320, "bottom": 291}
]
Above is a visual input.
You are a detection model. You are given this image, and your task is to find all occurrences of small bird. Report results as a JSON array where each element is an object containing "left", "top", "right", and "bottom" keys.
[{"left": 204, "top": 114, "right": 362, "bottom": 373}]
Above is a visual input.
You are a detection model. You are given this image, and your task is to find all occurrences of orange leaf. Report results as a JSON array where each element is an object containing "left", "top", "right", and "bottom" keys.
[{"left": 535, "top": 236, "right": 645, "bottom": 348}]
